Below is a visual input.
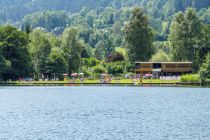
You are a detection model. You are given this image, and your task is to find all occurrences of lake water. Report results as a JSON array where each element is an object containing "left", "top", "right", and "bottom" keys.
[{"left": 0, "top": 86, "right": 210, "bottom": 140}]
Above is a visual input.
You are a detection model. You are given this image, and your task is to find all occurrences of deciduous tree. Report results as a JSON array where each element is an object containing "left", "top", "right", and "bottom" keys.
[
  {"left": 45, "top": 48, "right": 68, "bottom": 77},
  {"left": 199, "top": 53, "right": 210, "bottom": 84},
  {"left": 0, "top": 26, "right": 31, "bottom": 80},
  {"left": 169, "top": 8, "right": 203, "bottom": 62},
  {"left": 62, "top": 27, "right": 84, "bottom": 73},
  {"left": 29, "top": 29, "right": 52, "bottom": 80},
  {"left": 125, "top": 7, "right": 154, "bottom": 62}
]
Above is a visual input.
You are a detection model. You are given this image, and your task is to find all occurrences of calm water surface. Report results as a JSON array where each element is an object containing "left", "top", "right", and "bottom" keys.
[{"left": 0, "top": 86, "right": 210, "bottom": 140}]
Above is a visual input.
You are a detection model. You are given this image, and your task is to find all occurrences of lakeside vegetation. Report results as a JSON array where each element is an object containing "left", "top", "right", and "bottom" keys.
[
  {"left": 180, "top": 74, "right": 200, "bottom": 83},
  {"left": 0, "top": 0, "right": 209, "bottom": 84},
  {"left": 0, "top": 79, "right": 179, "bottom": 85}
]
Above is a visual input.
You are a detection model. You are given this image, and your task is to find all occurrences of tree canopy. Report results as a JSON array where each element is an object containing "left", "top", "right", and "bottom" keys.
[
  {"left": 0, "top": 2, "right": 209, "bottom": 80},
  {"left": 0, "top": 26, "right": 31, "bottom": 80},
  {"left": 125, "top": 7, "right": 154, "bottom": 62}
]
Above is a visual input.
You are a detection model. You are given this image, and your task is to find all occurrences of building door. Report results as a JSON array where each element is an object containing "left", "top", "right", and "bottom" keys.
[{"left": 152, "top": 71, "right": 160, "bottom": 79}]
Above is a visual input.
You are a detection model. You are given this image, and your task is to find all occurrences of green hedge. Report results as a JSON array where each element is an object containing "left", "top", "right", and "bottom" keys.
[{"left": 180, "top": 74, "right": 200, "bottom": 83}]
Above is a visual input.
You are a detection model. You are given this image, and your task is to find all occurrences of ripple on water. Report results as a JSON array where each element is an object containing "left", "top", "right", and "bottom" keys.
[{"left": 0, "top": 86, "right": 210, "bottom": 140}]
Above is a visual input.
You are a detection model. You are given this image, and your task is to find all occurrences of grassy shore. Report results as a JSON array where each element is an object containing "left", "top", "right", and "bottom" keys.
[
  {"left": 1, "top": 80, "right": 210, "bottom": 88},
  {"left": 0, "top": 79, "right": 179, "bottom": 85}
]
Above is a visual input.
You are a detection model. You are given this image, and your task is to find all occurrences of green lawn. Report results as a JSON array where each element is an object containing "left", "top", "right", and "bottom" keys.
[
  {"left": 0, "top": 78, "right": 189, "bottom": 85},
  {"left": 77, "top": 79, "right": 178, "bottom": 84},
  {"left": 1, "top": 78, "right": 209, "bottom": 86},
  {"left": 142, "top": 79, "right": 178, "bottom": 84}
]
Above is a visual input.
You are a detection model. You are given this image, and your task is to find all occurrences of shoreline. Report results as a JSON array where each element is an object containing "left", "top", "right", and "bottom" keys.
[{"left": 0, "top": 81, "right": 208, "bottom": 87}]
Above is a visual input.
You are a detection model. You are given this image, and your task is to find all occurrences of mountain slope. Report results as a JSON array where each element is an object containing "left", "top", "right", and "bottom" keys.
[{"left": 0, "top": 0, "right": 209, "bottom": 22}]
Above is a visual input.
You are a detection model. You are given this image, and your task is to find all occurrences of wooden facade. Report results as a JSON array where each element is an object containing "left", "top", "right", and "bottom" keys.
[{"left": 135, "top": 62, "right": 193, "bottom": 79}]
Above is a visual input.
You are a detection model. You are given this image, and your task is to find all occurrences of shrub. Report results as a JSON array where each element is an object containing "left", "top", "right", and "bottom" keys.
[
  {"left": 105, "top": 61, "right": 126, "bottom": 75},
  {"left": 81, "top": 58, "right": 100, "bottom": 68},
  {"left": 81, "top": 67, "right": 92, "bottom": 77},
  {"left": 180, "top": 74, "right": 200, "bottom": 83},
  {"left": 92, "top": 65, "right": 108, "bottom": 75},
  {"left": 106, "top": 52, "right": 125, "bottom": 62}
]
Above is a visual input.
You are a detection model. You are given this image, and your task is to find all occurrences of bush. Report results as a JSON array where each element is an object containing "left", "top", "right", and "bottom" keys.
[
  {"left": 106, "top": 52, "right": 125, "bottom": 62},
  {"left": 92, "top": 65, "right": 108, "bottom": 75},
  {"left": 180, "top": 74, "right": 200, "bottom": 83},
  {"left": 105, "top": 61, "right": 126, "bottom": 75},
  {"left": 81, "top": 67, "right": 92, "bottom": 77},
  {"left": 81, "top": 58, "right": 100, "bottom": 68}
]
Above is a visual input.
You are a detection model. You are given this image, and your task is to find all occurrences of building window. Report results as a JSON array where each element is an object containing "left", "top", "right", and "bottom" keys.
[
  {"left": 153, "top": 63, "right": 161, "bottom": 69},
  {"left": 136, "top": 64, "right": 140, "bottom": 69}
]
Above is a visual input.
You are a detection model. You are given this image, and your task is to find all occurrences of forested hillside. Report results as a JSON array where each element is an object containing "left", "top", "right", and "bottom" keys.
[
  {"left": 0, "top": 0, "right": 209, "bottom": 82},
  {"left": 0, "top": 0, "right": 210, "bottom": 22}
]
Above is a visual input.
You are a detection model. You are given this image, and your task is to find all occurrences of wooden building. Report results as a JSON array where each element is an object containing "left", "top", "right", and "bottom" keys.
[{"left": 135, "top": 62, "right": 193, "bottom": 79}]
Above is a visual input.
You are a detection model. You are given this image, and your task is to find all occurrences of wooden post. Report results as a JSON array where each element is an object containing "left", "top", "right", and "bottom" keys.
[
  {"left": 135, "top": 71, "right": 137, "bottom": 79},
  {"left": 140, "top": 71, "right": 143, "bottom": 84}
]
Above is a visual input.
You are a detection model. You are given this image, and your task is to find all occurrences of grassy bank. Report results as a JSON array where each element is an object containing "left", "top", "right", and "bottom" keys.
[{"left": 0, "top": 79, "right": 179, "bottom": 85}]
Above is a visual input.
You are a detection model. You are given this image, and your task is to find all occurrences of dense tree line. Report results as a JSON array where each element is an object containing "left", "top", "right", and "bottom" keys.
[
  {"left": 0, "top": 1, "right": 208, "bottom": 47},
  {"left": 0, "top": 0, "right": 209, "bottom": 22},
  {"left": 0, "top": 0, "right": 209, "bottom": 35},
  {"left": 0, "top": 6, "right": 209, "bottom": 82}
]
